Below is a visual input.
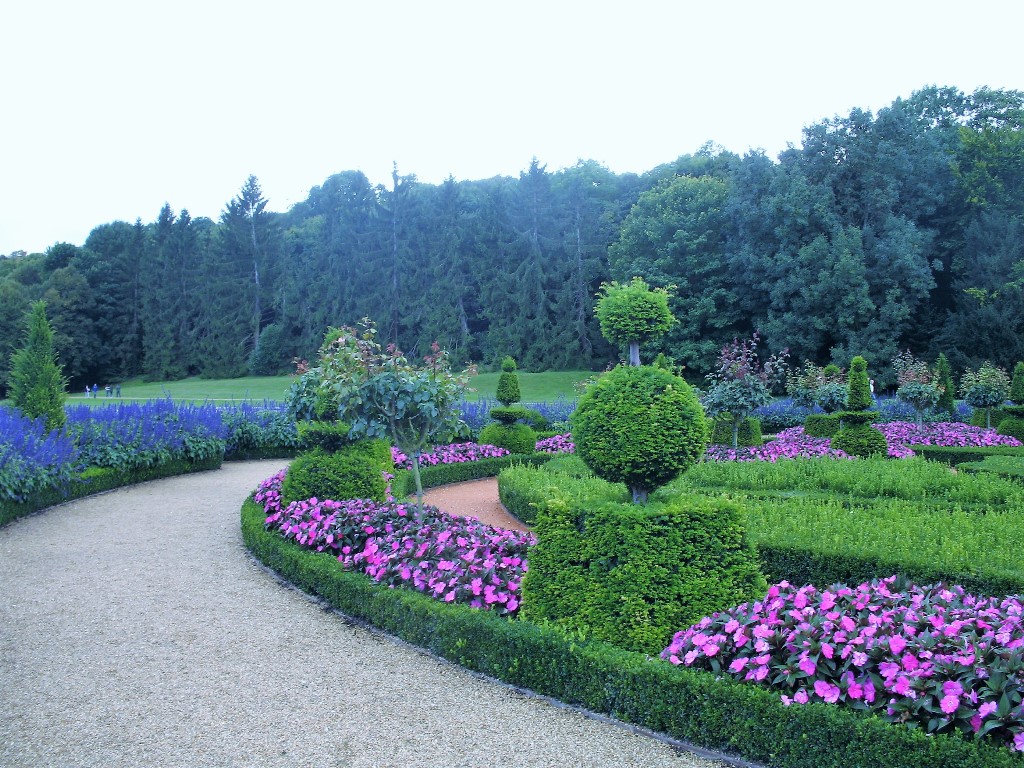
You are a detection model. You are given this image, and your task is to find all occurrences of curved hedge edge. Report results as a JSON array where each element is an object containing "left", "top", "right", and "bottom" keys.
[
  {"left": 241, "top": 497, "right": 1020, "bottom": 768},
  {"left": 911, "top": 445, "right": 1024, "bottom": 466},
  {"left": 225, "top": 446, "right": 299, "bottom": 462},
  {"left": 391, "top": 453, "right": 556, "bottom": 499},
  {"left": 0, "top": 455, "right": 223, "bottom": 529}
]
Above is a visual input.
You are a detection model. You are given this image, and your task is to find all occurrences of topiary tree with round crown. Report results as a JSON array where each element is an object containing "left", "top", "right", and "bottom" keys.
[
  {"left": 595, "top": 277, "right": 674, "bottom": 367},
  {"left": 571, "top": 365, "right": 708, "bottom": 503}
]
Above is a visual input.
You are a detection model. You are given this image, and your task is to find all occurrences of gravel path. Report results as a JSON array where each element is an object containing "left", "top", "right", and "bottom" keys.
[{"left": 0, "top": 461, "right": 732, "bottom": 768}]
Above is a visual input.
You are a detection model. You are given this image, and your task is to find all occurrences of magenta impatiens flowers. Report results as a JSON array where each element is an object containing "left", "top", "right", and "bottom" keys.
[
  {"left": 877, "top": 421, "right": 1023, "bottom": 449},
  {"left": 255, "top": 470, "right": 534, "bottom": 616},
  {"left": 662, "top": 576, "right": 1024, "bottom": 751},
  {"left": 535, "top": 433, "right": 574, "bottom": 454},
  {"left": 391, "top": 441, "right": 510, "bottom": 470}
]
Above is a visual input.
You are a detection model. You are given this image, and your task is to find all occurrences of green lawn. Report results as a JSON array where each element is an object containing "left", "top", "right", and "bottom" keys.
[{"left": 67, "top": 370, "right": 591, "bottom": 405}]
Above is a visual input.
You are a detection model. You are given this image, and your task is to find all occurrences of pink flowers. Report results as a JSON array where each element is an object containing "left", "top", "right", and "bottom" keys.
[
  {"left": 391, "top": 442, "right": 510, "bottom": 470},
  {"left": 662, "top": 575, "right": 1024, "bottom": 751},
  {"left": 535, "top": 433, "right": 575, "bottom": 454},
  {"left": 877, "top": 421, "right": 1022, "bottom": 449},
  {"left": 255, "top": 470, "right": 535, "bottom": 616}
]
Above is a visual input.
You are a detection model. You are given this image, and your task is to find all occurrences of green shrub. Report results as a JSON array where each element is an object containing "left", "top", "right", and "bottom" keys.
[
  {"left": 498, "top": 462, "right": 626, "bottom": 525},
  {"left": 971, "top": 407, "right": 1010, "bottom": 429},
  {"left": 710, "top": 416, "right": 762, "bottom": 447},
  {"left": 390, "top": 453, "right": 554, "bottom": 499},
  {"left": 521, "top": 488, "right": 766, "bottom": 655},
  {"left": 8, "top": 300, "right": 68, "bottom": 431},
  {"left": 488, "top": 406, "right": 528, "bottom": 425},
  {"left": 571, "top": 365, "right": 707, "bottom": 503},
  {"left": 831, "top": 423, "right": 889, "bottom": 458},
  {"left": 846, "top": 355, "right": 872, "bottom": 411},
  {"left": 518, "top": 407, "right": 549, "bottom": 431},
  {"left": 296, "top": 420, "right": 354, "bottom": 452},
  {"left": 1010, "top": 361, "right": 1024, "bottom": 405},
  {"left": 478, "top": 422, "right": 537, "bottom": 455},
  {"left": 803, "top": 413, "right": 841, "bottom": 438},
  {"left": 935, "top": 353, "right": 956, "bottom": 419},
  {"left": 496, "top": 357, "right": 521, "bottom": 406},
  {"left": 910, "top": 444, "right": 1024, "bottom": 466},
  {"left": 282, "top": 440, "right": 392, "bottom": 504},
  {"left": 997, "top": 416, "right": 1024, "bottom": 444},
  {"left": 960, "top": 455, "right": 1024, "bottom": 482}
]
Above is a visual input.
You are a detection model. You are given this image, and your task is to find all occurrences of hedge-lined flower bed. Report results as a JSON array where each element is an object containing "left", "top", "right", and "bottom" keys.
[
  {"left": 663, "top": 575, "right": 1024, "bottom": 752},
  {"left": 0, "top": 406, "right": 79, "bottom": 503},
  {"left": 256, "top": 470, "right": 534, "bottom": 615},
  {"left": 391, "top": 442, "right": 510, "bottom": 470},
  {"left": 879, "top": 422, "right": 1023, "bottom": 449}
]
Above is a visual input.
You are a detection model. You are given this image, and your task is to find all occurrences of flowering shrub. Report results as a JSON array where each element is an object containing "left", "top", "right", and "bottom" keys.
[
  {"left": 878, "top": 422, "right": 1022, "bottom": 449},
  {"left": 65, "top": 400, "right": 227, "bottom": 471},
  {"left": 536, "top": 433, "right": 574, "bottom": 454},
  {"left": 0, "top": 406, "right": 79, "bottom": 502},
  {"left": 662, "top": 576, "right": 1024, "bottom": 752},
  {"left": 751, "top": 398, "right": 816, "bottom": 433},
  {"left": 256, "top": 470, "right": 534, "bottom": 615},
  {"left": 391, "top": 442, "right": 510, "bottom": 470}
]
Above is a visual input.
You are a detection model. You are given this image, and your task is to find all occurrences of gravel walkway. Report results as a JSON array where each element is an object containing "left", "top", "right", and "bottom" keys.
[{"left": 1, "top": 462, "right": 732, "bottom": 768}]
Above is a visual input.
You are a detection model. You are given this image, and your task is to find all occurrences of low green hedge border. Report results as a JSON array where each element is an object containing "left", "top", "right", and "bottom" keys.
[
  {"left": 225, "top": 445, "right": 299, "bottom": 462},
  {"left": 0, "top": 455, "right": 223, "bottom": 529},
  {"left": 241, "top": 497, "right": 1019, "bottom": 768},
  {"left": 910, "top": 445, "right": 1024, "bottom": 465},
  {"left": 391, "top": 453, "right": 555, "bottom": 499}
]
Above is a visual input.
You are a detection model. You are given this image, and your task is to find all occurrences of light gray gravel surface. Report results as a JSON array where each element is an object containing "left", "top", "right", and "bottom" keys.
[{"left": 1, "top": 461, "right": 734, "bottom": 768}]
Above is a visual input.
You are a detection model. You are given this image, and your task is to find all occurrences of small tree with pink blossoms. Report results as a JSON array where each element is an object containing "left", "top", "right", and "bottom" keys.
[{"left": 702, "top": 333, "right": 788, "bottom": 449}]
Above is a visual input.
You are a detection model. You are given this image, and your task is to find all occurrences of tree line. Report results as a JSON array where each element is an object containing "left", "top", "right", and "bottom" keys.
[{"left": 2, "top": 84, "right": 1022, "bottom": 394}]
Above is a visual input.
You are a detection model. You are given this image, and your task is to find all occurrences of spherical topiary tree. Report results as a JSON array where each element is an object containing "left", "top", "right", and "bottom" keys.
[
  {"left": 570, "top": 365, "right": 708, "bottom": 503},
  {"left": 595, "top": 277, "right": 675, "bottom": 366},
  {"left": 495, "top": 356, "right": 521, "bottom": 406},
  {"left": 832, "top": 355, "right": 888, "bottom": 458},
  {"left": 961, "top": 361, "right": 1011, "bottom": 429}
]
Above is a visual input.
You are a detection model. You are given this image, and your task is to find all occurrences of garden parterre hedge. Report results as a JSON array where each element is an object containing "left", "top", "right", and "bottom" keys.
[
  {"left": 241, "top": 495, "right": 1022, "bottom": 767},
  {"left": 909, "top": 445, "right": 1024, "bottom": 466},
  {"left": 390, "top": 453, "right": 554, "bottom": 499}
]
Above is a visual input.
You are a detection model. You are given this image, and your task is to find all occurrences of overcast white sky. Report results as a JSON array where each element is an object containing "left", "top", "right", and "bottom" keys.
[{"left": 1, "top": 0, "right": 1022, "bottom": 255}]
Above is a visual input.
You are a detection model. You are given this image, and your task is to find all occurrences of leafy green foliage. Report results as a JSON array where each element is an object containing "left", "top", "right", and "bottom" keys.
[
  {"left": 571, "top": 365, "right": 707, "bottom": 503},
  {"left": 497, "top": 461, "right": 627, "bottom": 526},
  {"left": 996, "top": 416, "right": 1024, "bottom": 443},
  {"left": 710, "top": 416, "right": 762, "bottom": 447},
  {"left": 935, "top": 353, "right": 956, "bottom": 418},
  {"left": 8, "top": 301, "right": 67, "bottom": 430},
  {"left": 281, "top": 440, "right": 392, "bottom": 506},
  {"left": 478, "top": 422, "right": 536, "bottom": 455},
  {"left": 959, "top": 454, "right": 1024, "bottom": 482},
  {"left": 846, "top": 355, "right": 873, "bottom": 411},
  {"left": 831, "top": 422, "right": 889, "bottom": 458},
  {"left": 803, "top": 413, "right": 841, "bottom": 438},
  {"left": 495, "top": 371, "right": 521, "bottom": 406},
  {"left": 1009, "top": 361, "right": 1024, "bottom": 405},
  {"left": 961, "top": 361, "right": 1012, "bottom": 427},
  {"left": 521, "top": 487, "right": 767, "bottom": 655},
  {"left": 594, "top": 277, "right": 674, "bottom": 366},
  {"left": 296, "top": 420, "right": 353, "bottom": 453},
  {"left": 892, "top": 350, "right": 942, "bottom": 425}
]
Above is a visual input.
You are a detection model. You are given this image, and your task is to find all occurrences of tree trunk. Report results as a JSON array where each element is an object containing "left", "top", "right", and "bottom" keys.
[
  {"left": 629, "top": 341, "right": 640, "bottom": 366},
  {"left": 411, "top": 453, "right": 424, "bottom": 513},
  {"left": 732, "top": 419, "right": 740, "bottom": 450},
  {"left": 631, "top": 486, "right": 648, "bottom": 504}
]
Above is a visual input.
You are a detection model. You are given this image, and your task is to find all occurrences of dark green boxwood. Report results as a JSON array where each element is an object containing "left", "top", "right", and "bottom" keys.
[
  {"left": 296, "top": 420, "right": 353, "bottom": 453},
  {"left": 803, "top": 413, "right": 841, "bottom": 438},
  {"left": 831, "top": 423, "right": 888, "bottom": 458},
  {"left": 710, "top": 416, "right": 763, "bottom": 447},
  {"left": 971, "top": 407, "right": 1010, "bottom": 430},
  {"left": 571, "top": 365, "right": 708, "bottom": 503},
  {"left": 488, "top": 406, "right": 529, "bottom": 425},
  {"left": 996, "top": 416, "right": 1024, "bottom": 444},
  {"left": 241, "top": 497, "right": 1020, "bottom": 768},
  {"left": 960, "top": 455, "right": 1024, "bottom": 482},
  {"left": 478, "top": 422, "right": 537, "bottom": 455},
  {"left": 909, "top": 445, "right": 1024, "bottom": 466},
  {"left": 282, "top": 440, "right": 392, "bottom": 504},
  {"left": 497, "top": 462, "right": 626, "bottom": 526},
  {"left": 521, "top": 489, "right": 767, "bottom": 655}
]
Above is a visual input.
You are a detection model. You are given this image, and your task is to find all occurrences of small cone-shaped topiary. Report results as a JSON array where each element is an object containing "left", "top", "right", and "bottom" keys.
[
  {"left": 1009, "top": 362, "right": 1024, "bottom": 406},
  {"left": 935, "top": 353, "right": 956, "bottom": 419},
  {"left": 571, "top": 365, "right": 708, "bottom": 503},
  {"left": 495, "top": 356, "right": 521, "bottom": 406},
  {"left": 833, "top": 355, "right": 888, "bottom": 458},
  {"left": 8, "top": 300, "right": 68, "bottom": 431}
]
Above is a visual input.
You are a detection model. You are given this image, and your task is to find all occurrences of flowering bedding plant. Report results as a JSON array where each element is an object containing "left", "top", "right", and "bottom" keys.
[
  {"left": 662, "top": 576, "right": 1024, "bottom": 751},
  {"left": 0, "top": 406, "right": 79, "bottom": 502},
  {"left": 256, "top": 470, "right": 534, "bottom": 615},
  {"left": 391, "top": 442, "right": 509, "bottom": 470},
  {"left": 535, "top": 433, "right": 574, "bottom": 454},
  {"left": 877, "top": 421, "right": 1022, "bottom": 449}
]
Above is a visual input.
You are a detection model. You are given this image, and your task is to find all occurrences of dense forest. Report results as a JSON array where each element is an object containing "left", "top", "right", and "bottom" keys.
[{"left": 2, "top": 85, "right": 1022, "bottom": 394}]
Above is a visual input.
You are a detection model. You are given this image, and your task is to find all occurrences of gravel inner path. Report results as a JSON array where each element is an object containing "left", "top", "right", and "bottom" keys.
[{"left": 0, "top": 461, "right": 731, "bottom": 768}]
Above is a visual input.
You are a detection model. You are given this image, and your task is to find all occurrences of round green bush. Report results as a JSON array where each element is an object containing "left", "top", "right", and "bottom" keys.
[
  {"left": 803, "top": 413, "right": 841, "bottom": 438},
  {"left": 489, "top": 406, "right": 528, "bottom": 425},
  {"left": 710, "top": 416, "right": 763, "bottom": 447},
  {"left": 479, "top": 422, "right": 537, "bottom": 455},
  {"left": 296, "top": 420, "right": 353, "bottom": 452},
  {"left": 831, "top": 423, "right": 889, "bottom": 458},
  {"left": 997, "top": 416, "right": 1024, "bottom": 444},
  {"left": 281, "top": 440, "right": 392, "bottom": 505},
  {"left": 496, "top": 370, "right": 521, "bottom": 406},
  {"left": 570, "top": 365, "right": 708, "bottom": 503}
]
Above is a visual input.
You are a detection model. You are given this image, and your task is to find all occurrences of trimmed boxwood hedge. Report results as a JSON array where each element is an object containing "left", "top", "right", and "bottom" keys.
[
  {"left": 390, "top": 453, "right": 554, "bottom": 499},
  {"left": 0, "top": 454, "right": 223, "bottom": 529},
  {"left": 909, "top": 445, "right": 1024, "bottom": 466},
  {"left": 241, "top": 496, "right": 1021, "bottom": 768}
]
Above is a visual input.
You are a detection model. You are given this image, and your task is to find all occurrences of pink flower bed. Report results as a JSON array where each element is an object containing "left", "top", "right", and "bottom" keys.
[
  {"left": 391, "top": 441, "right": 510, "bottom": 470},
  {"left": 878, "top": 421, "right": 1023, "bottom": 449},
  {"left": 535, "top": 433, "right": 574, "bottom": 454},
  {"left": 707, "top": 427, "right": 854, "bottom": 461},
  {"left": 255, "top": 471, "right": 534, "bottom": 615},
  {"left": 662, "top": 576, "right": 1024, "bottom": 751}
]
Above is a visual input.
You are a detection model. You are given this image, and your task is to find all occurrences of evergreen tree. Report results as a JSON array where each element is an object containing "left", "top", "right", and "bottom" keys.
[
  {"left": 935, "top": 353, "right": 956, "bottom": 418},
  {"left": 9, "top": 301, "right": 68, "bottom": 430}
]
